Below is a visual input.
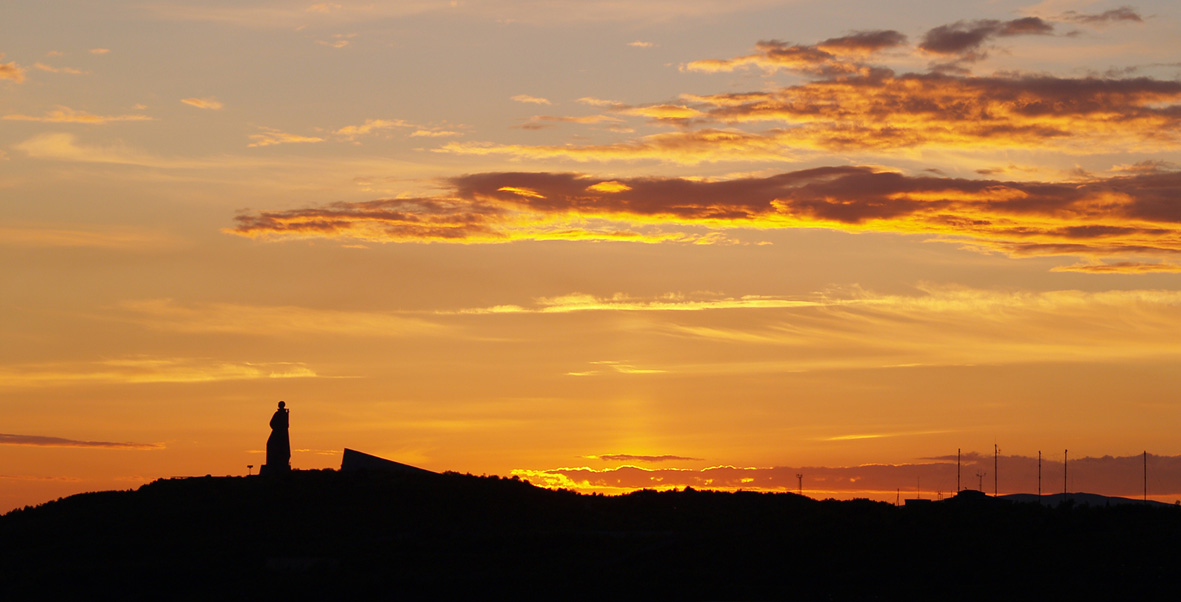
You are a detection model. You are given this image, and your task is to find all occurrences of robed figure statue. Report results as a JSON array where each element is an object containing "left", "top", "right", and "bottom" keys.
[{"left": 261, "top": 401, "right": 290, "bottom": 475}]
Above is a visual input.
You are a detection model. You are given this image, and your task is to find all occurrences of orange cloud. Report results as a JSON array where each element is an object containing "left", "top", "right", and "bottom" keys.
[{"left": 1, "top": 55, "right": 26, "bottom": 82}]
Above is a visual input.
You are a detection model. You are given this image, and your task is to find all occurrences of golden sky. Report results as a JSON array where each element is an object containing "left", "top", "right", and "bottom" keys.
[{"left": 3, "top": 0, "right": 1181, "bottom": 511}]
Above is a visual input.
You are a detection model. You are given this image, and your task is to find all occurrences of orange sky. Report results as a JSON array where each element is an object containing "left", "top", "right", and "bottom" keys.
[{"left": 3, "top": 0, "right": 1181, "bottom": 512}]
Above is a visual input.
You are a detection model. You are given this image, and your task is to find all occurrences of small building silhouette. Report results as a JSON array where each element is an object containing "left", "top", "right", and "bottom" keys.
[{"left": 339, "top": 448, "right": 436, "bottom": 476}]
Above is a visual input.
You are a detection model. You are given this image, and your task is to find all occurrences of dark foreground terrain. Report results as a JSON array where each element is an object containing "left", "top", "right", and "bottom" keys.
[{"left": 3, "top": 469, "right": 1180, "bottom": 600}]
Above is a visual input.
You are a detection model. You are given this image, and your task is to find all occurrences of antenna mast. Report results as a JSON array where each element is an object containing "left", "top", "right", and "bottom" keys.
[
  {"left": 957, "top": 448, "right": 961, "bottom": 492},
  {"left": 1037, "top": 451, "right": 1041, "bottom": 497},
  {"left": 1064, "top": 449, "right": 1068, "bottom": 497},
  {"left": 796, "top": 473, "right": 803, "bottom": 496}
]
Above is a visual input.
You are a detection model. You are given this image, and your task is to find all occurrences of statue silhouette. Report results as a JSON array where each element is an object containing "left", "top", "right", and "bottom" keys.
[{"left": 261, "top": 401, "right": 290, "bottom": 475}]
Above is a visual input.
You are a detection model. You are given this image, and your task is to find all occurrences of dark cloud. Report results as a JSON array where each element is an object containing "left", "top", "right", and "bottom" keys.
[
  {"left": 685, "top": 32, "right": 904, "bottom": 78},
  {"left": 817, "top": 30, "right": 908, "bottom": 54},
  {"left": 1062, "top": 7, "right": 1143, "bottom": 24},
  {"left": 0, "top": 433, "right": 162, "bottom": 450},
  {"left": 920, "top": 18, "right": 1054, "bottom": 56},
  {"left": 597, "top": 454, "right": 705, "bottom": 462}
]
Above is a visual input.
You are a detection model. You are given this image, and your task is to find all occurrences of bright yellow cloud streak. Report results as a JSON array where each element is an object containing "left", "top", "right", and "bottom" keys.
[
  {"left": 3, "top": 106, "right": 154, "bottom": 124},
  {"left": 0, "top": 358, "right": 317, "bottom": 387},
  {"left": 180, "top": 97, "right": 224, "bottom": 110},
  {"left": 247, "top": 126, "right": 324, "bottom": 147},
  {"left": 117, "top": 299, "right": 447, "bottom": 337}
]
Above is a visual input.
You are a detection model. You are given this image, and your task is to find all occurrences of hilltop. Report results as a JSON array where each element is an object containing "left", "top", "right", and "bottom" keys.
[{"left": 3, "top": 468, "right": 1180, "bottom": 600}]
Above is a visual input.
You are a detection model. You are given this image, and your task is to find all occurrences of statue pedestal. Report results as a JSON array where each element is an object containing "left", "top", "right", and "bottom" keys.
[{"left": 258, "top": 464, "right": 290, "bottom": 476}]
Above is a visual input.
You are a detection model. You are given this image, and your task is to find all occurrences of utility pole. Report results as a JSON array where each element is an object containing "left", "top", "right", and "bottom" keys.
[
  {"left": 976, "top": 471, "right": 985, "bottom": 491},
  {"left": 994, "top": 444, "right": 999, "bottom": 497},
  {"left": 957, "top": 448, "right": 961, "bottom": 492},
  {"left": 1144, "top": 451, "right": 1148, "bottom": 503},
  {"left": 796, "top": 473, "right": 803, "bottom": 496},
  {"left": 1064, "top": 449, "right": 1068, "bottom": 496},
  {"left": 1037, "top": 451, "right": 1041, "bottom": 497}
]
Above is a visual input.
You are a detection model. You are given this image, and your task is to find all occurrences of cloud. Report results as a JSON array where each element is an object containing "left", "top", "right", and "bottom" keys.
[
  {"left": 144, "top": 0, "right": 791, "bottom": 28},
  {"left": 117, "top": 298, "right": 446, "bottom": 336},
  {"left": 0, "top": 434, "right": 162, "bottom": 450},
  {"left": 919, "top": 17, "right": 1054, "bottom": 58},
  {"left": 307, "top": 3, "right": 343, "bottom": 14},
  {"left": 316, "top": 33, "right": 357, "bottom": 48},
  {"left": 469, "top": 21, "right": 1181, "bottom": 162},
  {"left": 512, "top": 94, "right": 552, "bottom": 105},
  {"left": 684, "top": 31, "right": 906, "bottom": 77},
  {"left": 409, "top": 129, "right": 461, "bottom": 138},
  {"left": 14, "top": 132, "right": 165, "bottom": 165},
  {"left": 447, "top": 74, "right": 1181, "bottom": 159},
  {"left": 449, "top": 292, "right": 821, "bottom": 314},
  {"left": 333, "top": 118, "right": 413, "bottom": 141},
  {"left": 247, "top": 126, "right": 324, "bottom": 147},
  {"left": 1, "top": 55, "right": 26, "bottom": 82},
  {"left": 33, "top": 62, "right": 85, "bottom": 75},
  {"left": 227, "top": 167, "right": 1181, "bottom": 266},
  {"left": 89, "top": 48, "right": 111, "bottom": 54},
  {"left": 3, "top": 106, "right": 154, "bottom": 124},
  {"left": 181, "top": 97, "right": 224, "bottom": 110},
  {"left": 0, "top": 224, "right": 180, "bottom": 250},
  {"left": 1060, "top": 7, "right": 1143, "bottom": 25},
  {"left": 595, "top": 454, "right": 704, "bottom": 462},
  {"left": 0, "top": 357, "right": 318, "bottom": 387},
  {"left": 513, "top": 453, "right": 1181, "bottom": 499},
  {"left": 628, "top": 41, "right": 655, "bottom": 48}
]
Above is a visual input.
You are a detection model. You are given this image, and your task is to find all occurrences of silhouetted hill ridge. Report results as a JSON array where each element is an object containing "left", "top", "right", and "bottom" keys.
[{"left": 3, "top": 470, "right": 1181, "bottom": 600}]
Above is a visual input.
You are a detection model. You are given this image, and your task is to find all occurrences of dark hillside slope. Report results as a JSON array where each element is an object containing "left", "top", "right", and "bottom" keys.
[{"left": 3, "top": 470, "right": 1180, "bottom": 600}]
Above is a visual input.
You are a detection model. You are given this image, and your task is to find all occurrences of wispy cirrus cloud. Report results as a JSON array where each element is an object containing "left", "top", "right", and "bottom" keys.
[
  {"left": 0, "top": 357, "right": 318, "bottom": 387},
  {"left": 333, "top": 118, "right": 413, "bottom": 141},
  {"left": 117, "top": 298, "right": 446, "bottom": 336},
  {"left": 1059, "top": 6, "right": 1143, "bottom": 25},
  {"left": 33, "top": 62, "right": 85, "bottom": 75},
  {"left": 3, "top": 106, "right": 154, "bottom": 124},
  {"left": 449, "top": 292, "right": 820, "bottom": 315},
  {"left": 227, "top": 167, "right": 1181, "bottom": 269},
  {"left": 247, "top": 126, "right": 324, "bottom": 147},
  {"left": 0, "top": 434, "right": 162, "bottom": 450},
  {"left": 181, "top": 97, "right": 224, "bottom": 110},
  {"left": 0, "top": 224, "right": 181, "bottom": 250},
  {"left": 592, "top": 454, "right": 704, "bottom": 462}
]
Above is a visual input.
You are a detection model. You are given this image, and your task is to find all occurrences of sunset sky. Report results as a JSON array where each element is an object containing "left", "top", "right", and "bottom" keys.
[{"left": 3, "top": 0, "right": 1181, "bottom": 512}]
